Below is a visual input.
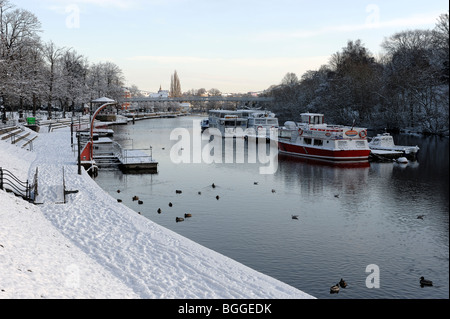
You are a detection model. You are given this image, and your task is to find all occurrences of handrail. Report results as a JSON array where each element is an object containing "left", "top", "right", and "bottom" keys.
[
  {"left": 0, "top": 167, "right": 38, "bottom": 203},
  {"left": 7, "top": 131, "right": 35, "bottom": 151}
]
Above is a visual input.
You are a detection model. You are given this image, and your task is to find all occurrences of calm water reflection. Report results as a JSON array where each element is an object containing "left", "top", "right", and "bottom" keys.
[{"left": 94, "top": 116, "right": 449, "bottom": 299}]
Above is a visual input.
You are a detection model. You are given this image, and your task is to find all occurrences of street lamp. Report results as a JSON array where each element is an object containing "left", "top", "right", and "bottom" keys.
[{"left": 79, "top": 97, "right": 116, "bottom": 164}]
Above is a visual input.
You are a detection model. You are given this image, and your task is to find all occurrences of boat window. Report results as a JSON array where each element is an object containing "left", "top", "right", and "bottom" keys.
[
  {"left": 337, "top": 141, "right": 348, "bottom": 149},
  {"left": 356, "top": 141, "right": 366, "bottom": 148},
  {"left": 313, "top": 139, "right": 323, "bottom": 146},
  {"left": 304, "top": 138, "right": 312, "bottom": 145}
]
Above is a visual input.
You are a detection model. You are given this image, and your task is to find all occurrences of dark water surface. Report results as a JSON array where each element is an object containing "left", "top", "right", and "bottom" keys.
[{"left": 94, "top": 116, "right": 449, "bottom": 299}]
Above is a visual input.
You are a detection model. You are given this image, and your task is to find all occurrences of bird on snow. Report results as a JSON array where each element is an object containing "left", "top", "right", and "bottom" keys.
[{"left": 292, "top": 215, "right": 299, "bottom": 220}]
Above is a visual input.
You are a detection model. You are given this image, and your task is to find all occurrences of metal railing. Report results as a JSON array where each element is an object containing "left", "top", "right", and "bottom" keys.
[
  {"left": 8, "top": 131, "right": 35, "bottom": 151},
  {"left": 0, "top": 167, "right": 38, "bottom": 203}
]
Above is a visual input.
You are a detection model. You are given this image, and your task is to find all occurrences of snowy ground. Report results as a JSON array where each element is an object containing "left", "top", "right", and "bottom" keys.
[{"left": 0, "top": 125, "right": 314, "bottom": 299}]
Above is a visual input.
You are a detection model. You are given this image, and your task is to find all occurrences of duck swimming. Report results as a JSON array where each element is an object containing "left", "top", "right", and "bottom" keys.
[
  {"left": 330, "top": 283, "right": 340, "bottom": 294},
  {"left": 339, "top": 278, "right": 347, "bottom": 288},
  {"left": 420, "top": 276, "right": 433, "bottom": 286}
]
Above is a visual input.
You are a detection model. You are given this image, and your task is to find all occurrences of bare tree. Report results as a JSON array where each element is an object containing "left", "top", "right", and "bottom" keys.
[
  {"left": 170, "top": 70, "right": 182, "bottom": 97},
  {"left": 42, "top": 41, "right": 63, "bottom": 119},
  {"left": 281, "top": 72, "right": 299, "bottom": 87},
  {"left": 0, "top": 3, "right": 41, "bottom": 112}
]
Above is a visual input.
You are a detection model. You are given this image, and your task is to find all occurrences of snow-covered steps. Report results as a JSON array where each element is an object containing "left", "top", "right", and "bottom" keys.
[
  {"left": 0, "top": 125, "right": 39, "bottom": 151},
  {"left": 0, "top": 126, "right": 22, "bottom": 140}
]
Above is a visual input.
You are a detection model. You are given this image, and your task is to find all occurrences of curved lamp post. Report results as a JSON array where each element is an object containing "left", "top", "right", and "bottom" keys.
[{"left": 80, "top": 97, "right": 117, "bottom": 163}]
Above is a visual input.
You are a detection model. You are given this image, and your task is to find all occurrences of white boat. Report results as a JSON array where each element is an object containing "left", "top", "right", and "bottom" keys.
[
  {"left": 206, "top": 110, "right": 248, "bottom": 138},
  {"left": 205, "top": 109, "right": 279, "bottom": 139},
  {"left": 368, "top": 133, "right": 419, "bottom": 158},
  {"left": 240, "top": 109, "right": 279, "bottom": 139},
  {"left": 277, "top": 113, "right": 371, "bottom": 162}
]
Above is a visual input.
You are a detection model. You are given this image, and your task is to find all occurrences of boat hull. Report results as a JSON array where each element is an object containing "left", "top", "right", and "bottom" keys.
[{"left": 278, "top": 139, "right": 371, "bottom": 162}]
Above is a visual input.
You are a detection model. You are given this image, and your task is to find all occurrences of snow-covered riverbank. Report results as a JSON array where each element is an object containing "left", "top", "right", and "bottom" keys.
[{"left": 0, "top": 126, "right": 314, "bottom": 299}]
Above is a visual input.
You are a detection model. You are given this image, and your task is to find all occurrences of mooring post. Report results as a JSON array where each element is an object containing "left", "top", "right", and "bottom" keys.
[
  {"left": 71, "top": 117, "right": 74, "bottom": 146},
  {"left": 77, "top": 133, "right": 81, "bottom": 175}
]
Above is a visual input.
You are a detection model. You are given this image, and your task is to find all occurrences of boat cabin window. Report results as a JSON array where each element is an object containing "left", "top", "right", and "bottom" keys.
[
  {"left": 311, "top": 116, "right": 322, "bottom": 124},
  {"left": 304, "top": 138, "right": 312, "bottom": 145},
  {"left": 313, "top": 139, "right": 323, "bottom": 146},
  {"left": 301, "top": 113, "right": 324, "bottom": 124},
  {"left": 337, "top": 141, "right": 348, "bottom": 149},
  {"left": 356, "top": 141, "right": 366, "bottom": 148}
]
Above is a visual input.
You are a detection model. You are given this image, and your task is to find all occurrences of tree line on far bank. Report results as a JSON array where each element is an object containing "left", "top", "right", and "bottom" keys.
[{"left": 266, "top": 13, "right": 449, "bottom": 136}]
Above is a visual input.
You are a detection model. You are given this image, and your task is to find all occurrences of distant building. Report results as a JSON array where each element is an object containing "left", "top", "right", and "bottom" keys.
[
  {"left": 122, "top": 87, "right": 131, "bottom": 110},
  {"left": 150, "top": 85, "right": 169, "bottom": 99}
]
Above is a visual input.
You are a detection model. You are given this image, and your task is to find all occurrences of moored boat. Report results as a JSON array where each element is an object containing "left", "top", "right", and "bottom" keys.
[
  {"left": 277, "top": 113, "right": 371, "bottom": 162},
  {"left": 205, "top": 109, "right": 279, "bottom": 139},
  {"left": 207, "top": 110, "right": 248, "bottom": 138},
  {"left": 241, "top": 109, "right": 279, "bottom": 139},
  {"left": 368, "top": 132, "right": 419, "bottom": 159}
]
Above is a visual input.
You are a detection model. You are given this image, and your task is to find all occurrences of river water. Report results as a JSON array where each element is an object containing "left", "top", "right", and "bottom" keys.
[{"left": 94, "top": 116, "right": 449, "bottom": 299}]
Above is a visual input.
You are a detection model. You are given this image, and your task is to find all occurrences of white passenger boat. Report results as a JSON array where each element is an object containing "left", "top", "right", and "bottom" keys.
[
  {"left": 240, "top": 110, "right": 279, "bottom": 139},
  {"left": 277, "top": 113, "right": 371, "bottom": 162},
  {"left": 205, "top": 109, "right": 279, "bottom": 139},
  {"left": 206, "top": 110, "right": 248, "bottom": 138}
]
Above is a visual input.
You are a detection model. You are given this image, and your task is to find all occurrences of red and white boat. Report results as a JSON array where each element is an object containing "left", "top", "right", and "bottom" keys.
[{"left": 277, "top": 113, "right": 371, "bottom": 162}]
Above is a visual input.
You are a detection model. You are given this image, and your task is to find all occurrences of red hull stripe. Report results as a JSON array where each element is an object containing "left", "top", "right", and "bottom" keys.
[{"left": 278, "top": 141, "right": 370, "bottom": 161}]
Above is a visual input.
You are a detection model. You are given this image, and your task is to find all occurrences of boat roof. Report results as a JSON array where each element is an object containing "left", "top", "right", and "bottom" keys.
[
  {"left": 209, "top": 110, "right": 240, "bottom": 114},
  {"left": 300, "top": 112, "right": 324, "bottom": 116}
]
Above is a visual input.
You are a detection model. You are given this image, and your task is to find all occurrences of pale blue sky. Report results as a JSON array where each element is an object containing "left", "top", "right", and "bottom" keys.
[{"left": 12, "top": 0, "right": 449, "bottom": 93}]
